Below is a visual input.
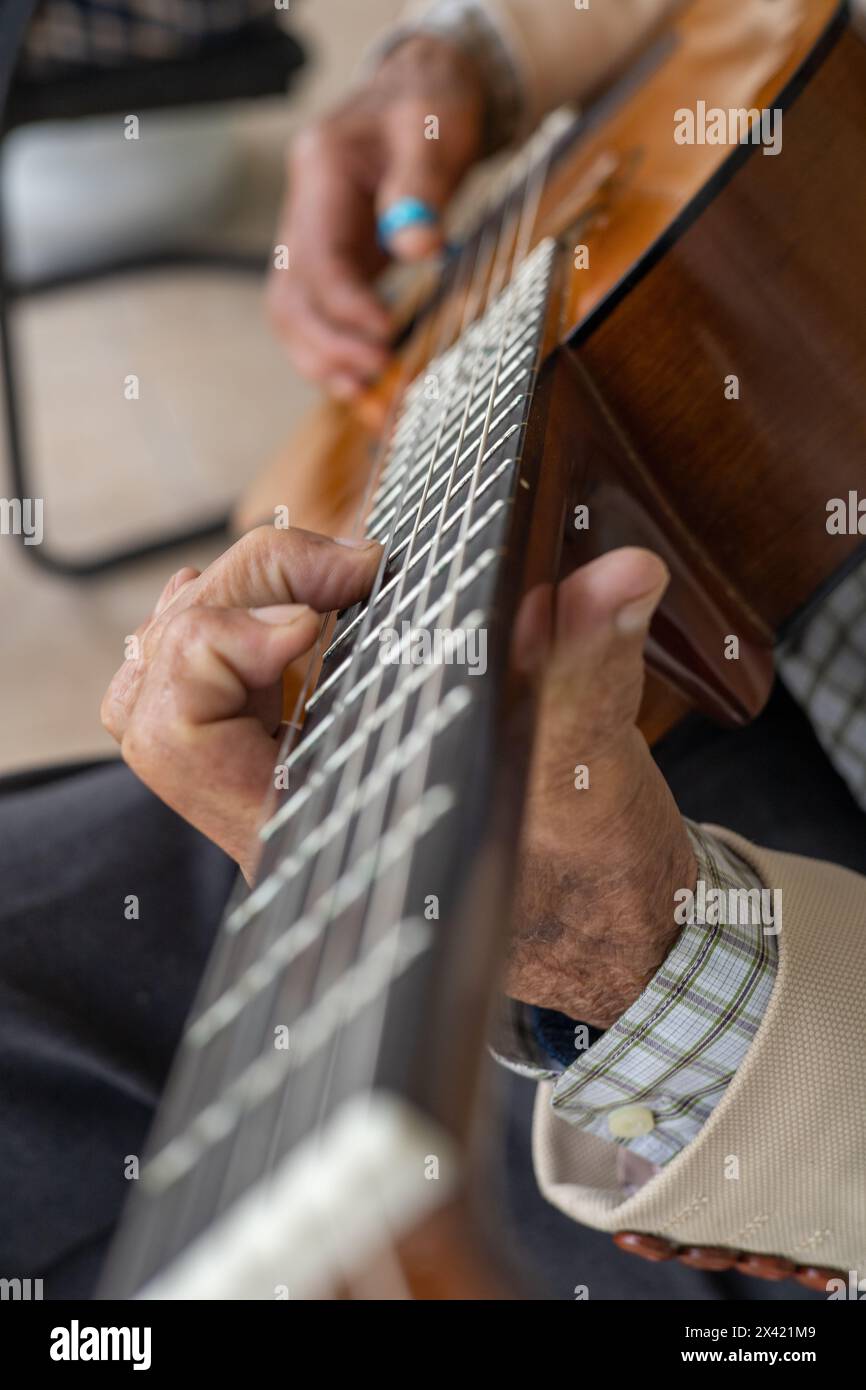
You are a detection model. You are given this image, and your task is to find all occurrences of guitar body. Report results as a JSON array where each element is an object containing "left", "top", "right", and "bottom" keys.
[
  {"left": 104, "top": 1, "right": 866, "bottom": 1301},
  {"left": 238, "top": 0, "right": 866, "bottom": 737}
]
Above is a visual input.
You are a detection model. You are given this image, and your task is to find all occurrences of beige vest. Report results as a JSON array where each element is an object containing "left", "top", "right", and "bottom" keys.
[{"left": 533, "top": 830, "right": 866, "bottom": 1272}]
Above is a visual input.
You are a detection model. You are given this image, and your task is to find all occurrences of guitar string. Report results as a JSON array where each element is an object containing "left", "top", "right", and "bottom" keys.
[
  {"left": 197, "top": 160, "right": 529, "bottom": 1251},
  {"left": 269, "top": 220, "right": 508, "bottom": 838},
  {"left": 245, "top": 138, "right": 552, "bottom": 1299},
  {"left": 271, "top": 161, "right": 523, "bottom": 768},
  {"left": 179, "top": 171, "right": 511, "bottom": 1025},
  {"left": 314, "top": 218, "right": 553, "bottom": 1310},
  {"left": 223, "top": 175, "right": 545, "bottom": 1303},
  {"left": 233, "top": 170, "right": 527, "bottom": 974},
  {"left": 141, "top": 193, "right": 542, "bottom": 1299},
  {"left": 133, "top": 124, "right": 554, "bottom": 1291},
  {"left": 247, "top": 160, "right": 541, "bottom": 1297},
  {"left": 145, "top": 178, "right": 496, "bottom": 1143},
  {"left": 134, "top": 155, "right": 521, "bottom": 1286},
  {"left": 163, "top": 259, "right": 460, "bottom": 1055},
  {"left": 308, "top": 152, "right": 554, "bottom": 1295},
  {"left": 184, "top": 149, "right": 543, "bottom": 1290}
]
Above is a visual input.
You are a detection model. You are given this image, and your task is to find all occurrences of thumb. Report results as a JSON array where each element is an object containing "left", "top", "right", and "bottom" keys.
[
  {"left": 377, "top": 101, "right": 472, "bottom": 261},
  {"left": 184, "top": 527, "right": 383, "bottom": 618},
  {"left": 541, "top": 549, "right": 669, "bottom": 760}
]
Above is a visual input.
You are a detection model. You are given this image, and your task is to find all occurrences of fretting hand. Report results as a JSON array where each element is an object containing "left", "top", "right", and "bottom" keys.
[
  {"left": 101, "top": 528, "right": 381, "bottom": 884},
  {"left": 102, "top": 532, "right": 694, "bottom": 1024}
]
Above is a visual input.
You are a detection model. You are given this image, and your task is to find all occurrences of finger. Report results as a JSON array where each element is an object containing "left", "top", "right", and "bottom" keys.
[
  {"left": 102, "top": 531, "right": 381, "bottom": 742},
  {"left": 101, "top": 566, "right": 202, "bottom": 742},
  {"left": 179, "top": 527, "right": 382, "bottom": 618},
  {"left": 270, "top": 279, "right": 389, "bottom": 385},
  {"left": 312, "top": 273, "right": 392, "bottom": 342},
  {"left": 143, "top": 604, "right": 319, "bottom": 728},
  {"left": 511, "top": 583, "right": 554, "bottom": 676},
  {"left": 555, "top": 548, "right": 669, "bottom": 645},
  {"left": 539, "top": 548, "right": 669, "bottom": 761},
  {"left": 154, "top": 566, "right": 201, "bottom": 618},
  {"left": 122, "top": 605, "right": 320, "bottom": 873},
  {"left": 282, "top": 134, "right": 393, "bottom": 340},
  {"left": 376, "top": 102, "right": 468, "bottom": 260},
  {"left": 103, "top": 588, "right": 313, "bottom": 747}
]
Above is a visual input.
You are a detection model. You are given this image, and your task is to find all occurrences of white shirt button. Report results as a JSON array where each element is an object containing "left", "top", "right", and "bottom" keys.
[{"left": 607, "top": 1105, "right": 655, "bottom": 1139}]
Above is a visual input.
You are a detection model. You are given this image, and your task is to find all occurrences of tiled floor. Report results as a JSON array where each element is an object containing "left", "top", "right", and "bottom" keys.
[{"left": 0, "top": 0, "right": 402, "bottom": 774}]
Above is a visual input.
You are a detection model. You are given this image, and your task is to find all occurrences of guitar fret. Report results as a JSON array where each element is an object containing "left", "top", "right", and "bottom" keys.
[
  {"left": 323, "top": 497, "right": 507, "bottom": 665},
  {"left": 354, "top": 537, "right": 499, "bottom": 665},
  {"left": 144, "top": 917, "right": 433, "bottom": 1192},
  {"left": 369, "top": 350, "right": 539, "bottom": 522},
  {"left": 386, "top": 279, "right": 543, "bottom": 452},
  {"left": 377, "top": 353, "right": 535, "bottom": 501},
  {"left": 368, "top": 389, "right": 529, "bottom": 532},
  {"left": 372, "top": 345, "right": 535, "bottom": 507},
  {"left": 382, "top": 455, "right": 515, "bottom": 569},
  {"left": 234, "top": 686, "right": 471, "bottom": 932},
  {"left": 304, "top": 546, "right": 497, "bottom": 714},
  {"left": 375, "top": 286, "right": 545, "bottom": 493},
  {"left": 260, "top": 643, "right": 473, "bottom": 848},
  {"left": 369, "top": 419, "right": 522, "bottom": 543},
  {"left": 189, "top": 785, "right": 455, "bottom": 1049}
]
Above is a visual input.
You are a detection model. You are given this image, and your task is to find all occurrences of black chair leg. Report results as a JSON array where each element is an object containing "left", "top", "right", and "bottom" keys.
[
  {"left": 0, "top": 246, "right": 267, "bottom": 578},
  {"left": 18, "top": 247, "right": 267, "bottom": 300},
  {"left": 0, "top": 9, "right": 305, "bottom": 581}
]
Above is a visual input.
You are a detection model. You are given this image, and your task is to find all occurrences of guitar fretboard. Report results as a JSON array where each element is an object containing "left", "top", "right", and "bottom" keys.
[{"left": 101, "top": 237, "right": 557, "bottom": 1298}]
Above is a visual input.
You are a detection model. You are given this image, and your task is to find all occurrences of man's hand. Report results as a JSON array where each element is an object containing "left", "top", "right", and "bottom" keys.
[
  {"left": 267, "top": 35, "right": 487, "bottom": 398},
  {"left": 101, "top": 527, "right": 381, "bottom": 883},
  {"left": 508, "top": 547, "right": 697, "bottom": 1029},
  {"left": 103, "top": 531, "right": 695, "bottom": 1033}
]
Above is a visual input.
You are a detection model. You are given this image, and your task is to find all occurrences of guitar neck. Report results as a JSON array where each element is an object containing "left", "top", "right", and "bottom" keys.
[{"left": 101, "top": 238, "right": 563, "bottom": 1299}]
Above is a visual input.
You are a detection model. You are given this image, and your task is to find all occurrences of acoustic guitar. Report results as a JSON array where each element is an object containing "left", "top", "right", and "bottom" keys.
[{"left": 100, "top": 0, "right": 866, "bottom": 1298}]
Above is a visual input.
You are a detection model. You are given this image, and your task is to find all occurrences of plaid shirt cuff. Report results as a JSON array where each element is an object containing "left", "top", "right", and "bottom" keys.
[
  {"left": 492, "top": 821, "right": 779, "bottom": 1166},
  {"left": 777, "top": 558, "right": 866, "bottom": 813}
]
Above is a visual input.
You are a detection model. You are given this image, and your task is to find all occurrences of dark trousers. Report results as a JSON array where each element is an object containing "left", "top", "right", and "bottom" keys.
[{"left": 1, "top": 681, "right": 857, "bottom": 1299}]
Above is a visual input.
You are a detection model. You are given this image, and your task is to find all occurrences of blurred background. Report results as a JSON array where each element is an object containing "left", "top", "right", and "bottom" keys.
[{"left": 0, "top": 0, "right": 402, "bottom": 774}]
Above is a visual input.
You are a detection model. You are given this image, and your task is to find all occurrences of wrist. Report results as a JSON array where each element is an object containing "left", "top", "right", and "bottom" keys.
[
  {"left": 371, "top": 32, "right": 488, "bottom": 122},
  {"left": 575, "top": 746, "right": 697, "bottom": 1026},
  {"left": 512, "top": 735, "right": 696, "bottom": 1029},
  {"left": 369, "top": 15, "right": 521, "bottom": 153}
]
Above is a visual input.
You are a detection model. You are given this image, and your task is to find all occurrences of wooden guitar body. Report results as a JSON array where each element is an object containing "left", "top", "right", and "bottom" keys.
[{"left": 238, "top": 0, "right": 866, "bottom": 740}]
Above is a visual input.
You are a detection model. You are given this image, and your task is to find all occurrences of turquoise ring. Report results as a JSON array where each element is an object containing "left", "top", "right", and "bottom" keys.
[{"left": 377, "top": 197, "right": 440, "bottom": 248}]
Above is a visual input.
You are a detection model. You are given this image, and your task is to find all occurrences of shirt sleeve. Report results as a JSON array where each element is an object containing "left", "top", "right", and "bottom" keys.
[
  {"left": 491, "top": 820, "right": 779, "bottom": 1166},
  {"left": 776, "top": 556, "right": 866, "bottom": 813}
]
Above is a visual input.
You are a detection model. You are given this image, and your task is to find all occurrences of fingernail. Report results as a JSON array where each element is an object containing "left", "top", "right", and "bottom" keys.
[
  {"left": 155, "top": 567, "right": 197, "bottom": 616},
  {"left": 615, "top": 590, "right": 664, "bottom": 635},
  {"left": 334, "top": 536, "right": 379, "bottom": 549},
  {"left": 249, "top": 603, "right": 311, "bottom": 625}
]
